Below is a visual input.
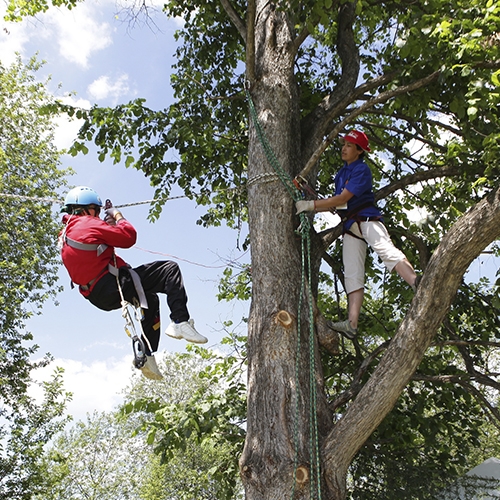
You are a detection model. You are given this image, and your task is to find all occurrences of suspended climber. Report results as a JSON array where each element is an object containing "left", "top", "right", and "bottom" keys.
[
  {"left": 59, "top": 186, "right": 207, "bottom": 380},
  {"left": 296, "top": 130, "right": 419, "bottom": 337}
]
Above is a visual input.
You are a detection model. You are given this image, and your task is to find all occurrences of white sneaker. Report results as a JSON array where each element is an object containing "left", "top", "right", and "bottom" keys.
[
  {"left": 165, "top": 319, "right": 207, "bottom": 344},
  {"left": 165, "top": 321, "right": 183, "bottom": 339},
  {"left": 139, "top": 355, "right": 164, "bottom": 380}
]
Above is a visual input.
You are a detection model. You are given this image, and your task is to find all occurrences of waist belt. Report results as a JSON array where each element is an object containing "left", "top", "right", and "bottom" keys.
[
  {"left": 80, "top": 263, "right": 148, "bottom": 309},
  {"left": 345, "top": 216, "right": 383, "bottom": 241},
  {"left": 79, "top": 263, "right": 118, "bottom": 291}
]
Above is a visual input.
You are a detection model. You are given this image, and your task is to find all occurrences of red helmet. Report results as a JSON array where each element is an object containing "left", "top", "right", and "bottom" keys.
[{"left": 340, "top": 130, "right": 371, "bottom": 152}]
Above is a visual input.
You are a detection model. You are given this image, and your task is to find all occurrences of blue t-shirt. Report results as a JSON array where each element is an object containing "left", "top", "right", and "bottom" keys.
[{"left": 334, "top": 158, "right": 382, "bottom": 231}]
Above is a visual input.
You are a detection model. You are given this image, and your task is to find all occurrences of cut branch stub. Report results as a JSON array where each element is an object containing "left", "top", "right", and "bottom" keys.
[
  {"left": 295, "top": 465, "right": 309, "bottom": 485},
  {"left": 276, "top": 310, "right": 294, "bottom": 328}
]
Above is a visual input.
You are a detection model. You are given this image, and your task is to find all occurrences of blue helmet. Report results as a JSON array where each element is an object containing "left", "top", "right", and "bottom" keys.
[{"left": 62, "top": 186, "right": 103, "bottom": 213}]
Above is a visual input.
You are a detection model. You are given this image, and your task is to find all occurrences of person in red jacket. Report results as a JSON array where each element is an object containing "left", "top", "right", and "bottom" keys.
[{"left": 59, "top": 186, "right": 207, "bottom": 380}]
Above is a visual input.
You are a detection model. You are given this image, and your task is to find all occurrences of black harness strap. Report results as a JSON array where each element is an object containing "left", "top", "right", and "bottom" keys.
[{"left": 340, "top": 202, "right": 382, "bottom": 241}]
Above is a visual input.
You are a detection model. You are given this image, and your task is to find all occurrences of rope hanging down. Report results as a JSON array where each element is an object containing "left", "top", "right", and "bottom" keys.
[{"left": 245, "top": 88, "right": 322, "bottom": 500}]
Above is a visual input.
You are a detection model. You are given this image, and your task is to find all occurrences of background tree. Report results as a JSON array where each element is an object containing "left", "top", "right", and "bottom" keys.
[
  {"left": 7, "top": 0, "right": 500, "bottom": 498},
  {"left": 125, "top": 346, "right": 246, "bottom": 500},
  {"left": 40, "top": 411, "right": 150, "bottom": 500},
  {"left": 41, "top": 349, "right": 245, "bottom": 500},
  {"left": 0, "top": 56, "right": 71, "bottom": 499}
]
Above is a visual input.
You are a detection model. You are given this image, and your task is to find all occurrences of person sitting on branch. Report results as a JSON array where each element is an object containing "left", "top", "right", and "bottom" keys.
[
  {"left": 295, "top": 130, "right": 419, "bottom": 337},
  {"left": 59, "top": 186, "right": 207, "bottom": 380}
]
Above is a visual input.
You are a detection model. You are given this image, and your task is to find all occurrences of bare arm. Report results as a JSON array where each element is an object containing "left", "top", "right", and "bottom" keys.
[{"left": 314, "top": 188, "right": 354, "bottom": 211}]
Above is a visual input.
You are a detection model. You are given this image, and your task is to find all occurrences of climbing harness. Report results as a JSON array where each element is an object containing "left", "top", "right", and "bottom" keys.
[
  {"left": 64, "top": 235, "right": 108, "bottom": 256},
  {"left": 246, "top": 87, "right": 322, "bottom": 500},
  {"left": 340, "top": 201, "right": 383, "bottom": 242},
  {"left": 103, "top": 199, "right": 152, "bottom": 369},
  {"left": 61, "top": 199, "right": 152, "bottom": 369}
]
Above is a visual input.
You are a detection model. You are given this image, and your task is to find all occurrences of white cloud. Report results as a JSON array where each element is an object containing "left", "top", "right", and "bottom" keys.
[
  {"left": 30, "top": 354, "right": 135, "bottom": 422},
  {"left": 0, "top": 13, "right": 31, "bottom": 65},
  {"left": 88, "top": 73, "right": 131, "bottom": 102},
  {"left": 0, "top": 3, "right": 113, "bottom": 69},
  {"left": 51, "top": 5, "right": 114, "bottom": 68},
  {"left": 52, "top": 95, "right": 91, "bottom": 150}
]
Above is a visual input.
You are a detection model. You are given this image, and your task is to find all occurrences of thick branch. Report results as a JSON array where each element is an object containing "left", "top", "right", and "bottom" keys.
[
  {"left": 293, "top": 25, "right": 310, "bottom": 54},
  {"left": 316, "top": 312, "right": 340, "bottom": 356},
  {"left": 374, "top": 165, "right": 460, "bottom": 202},
  {"left": 245, "top": 0, "right": 256, "bottom": 84},
  {"left": 292, "top": 0, "right": 341, "bottom": 54},
  {"left": 323, "top": 185, "right": 500, "bottom": 492},
  {"left": 219, "top": 0, "right": 246, "bottom": 41},
  {"left": 335, "top": 1, "right": 359, "bottom": 99},
  {"left": 299, "top": 71, "right": 441, "bottom": 179},
  {"left": 300, "top": 1, "right": 361, "bottom": 164}
]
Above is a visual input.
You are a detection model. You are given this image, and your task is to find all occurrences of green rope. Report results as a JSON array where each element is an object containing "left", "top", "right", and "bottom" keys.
[
  {"left": 245, "top": 91, "right": 302, "bottom": 202},
  {"left": 246, "top": 88, "right": 322, "bottom": 499}
]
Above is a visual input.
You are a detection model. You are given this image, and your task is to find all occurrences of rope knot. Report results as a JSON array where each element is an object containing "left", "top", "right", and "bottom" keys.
[{"left": 295, "top": 212, "right": 311, "bottom": 238}]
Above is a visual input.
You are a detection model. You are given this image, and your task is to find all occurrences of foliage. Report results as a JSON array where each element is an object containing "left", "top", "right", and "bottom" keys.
[
  {"left": 41, "top": 349, "right": 245, "bottom": 500},
  {"left": 0, "top": 367, "right": 71, "bottom": 500},
  {"left": 39, "top": 411, "right": 149, "bottom": 500},
  {"left": 122, "top": 346, "right": 246, "bottom": 500},
  {"left": 0, "top": 54, "right": 68, "bottom": 394},
  {"left": 0, "top": 56, "right": 71, "bottom": 499},
  {"left": 3, "top": 0, "right": 79, "bottom": 22},
  {"left": 318, "top": 270, "right": 500, "bottom": 497},
  {"left": 140, "top": 437, "right": 245, "bottom": 500}
]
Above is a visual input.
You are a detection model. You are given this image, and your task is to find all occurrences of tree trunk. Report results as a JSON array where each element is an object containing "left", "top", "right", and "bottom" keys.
[
  {"left": 240, "top": 3, "right": 500, "bottom": 500},
  {"left": 240, "top": 3, "right": 332, "bottom": 499}
]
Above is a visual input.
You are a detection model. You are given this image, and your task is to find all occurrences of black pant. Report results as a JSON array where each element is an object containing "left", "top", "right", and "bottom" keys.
[{"left": 86, "top": 261, "right": 189, "bottom": 354}]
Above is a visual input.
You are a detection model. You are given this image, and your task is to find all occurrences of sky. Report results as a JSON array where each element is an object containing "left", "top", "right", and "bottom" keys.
[{"left": 0, "top": 0, "right": 250, "bottom": 421}]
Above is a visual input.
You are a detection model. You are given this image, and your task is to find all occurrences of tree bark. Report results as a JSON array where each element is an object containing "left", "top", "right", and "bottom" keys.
[
  {"left": 240, "top": 2, "right": 332, "bottom": 498},
  {"left": 322, "top": 187, "right": 500, "bottom": 498}
]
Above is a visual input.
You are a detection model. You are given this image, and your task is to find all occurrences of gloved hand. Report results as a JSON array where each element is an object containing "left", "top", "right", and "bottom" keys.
[
  {"left": 295, "top": 200, "right": 315, "bottom": 214},
  {"left": 105, "top": 206, "right": 123, "bottom": 225}
]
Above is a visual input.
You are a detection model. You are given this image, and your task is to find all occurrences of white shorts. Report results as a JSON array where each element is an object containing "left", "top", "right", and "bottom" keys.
[{"left": 343, "top": 221, "right": 406, "bottom": 294}]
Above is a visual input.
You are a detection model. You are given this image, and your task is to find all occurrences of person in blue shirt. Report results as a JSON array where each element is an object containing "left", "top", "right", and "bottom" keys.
[{"left": 296, "top": 130, "right": 418, "bottom": 337}]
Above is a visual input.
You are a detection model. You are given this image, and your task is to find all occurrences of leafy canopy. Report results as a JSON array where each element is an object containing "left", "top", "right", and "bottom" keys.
[{"left": 0, "top": 55, "right": 71, "bottom": 499}]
